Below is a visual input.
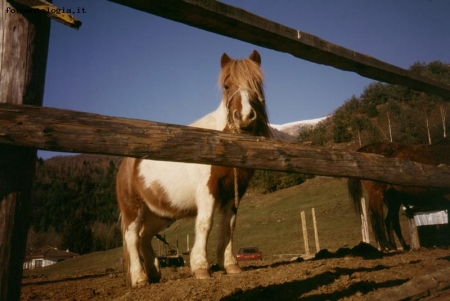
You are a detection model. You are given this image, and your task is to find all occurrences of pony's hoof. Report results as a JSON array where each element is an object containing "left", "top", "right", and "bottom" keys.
[
  {"left": 226, "top": 264, "right": 242, "bottom": 274},
  {"left": 194, "top": 268, "right": 211, "bottom": 279},
  {"left": 136, "top": 280, "right": 149, "bottom": 288}
]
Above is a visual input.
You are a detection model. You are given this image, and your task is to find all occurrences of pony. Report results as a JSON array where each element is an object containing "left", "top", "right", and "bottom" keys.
[
  {"left": 348, "top": 138, "right": 450, "bottom": 251},
  {"left": 116, "top": 50, "right": 271, "bottom": 287}
]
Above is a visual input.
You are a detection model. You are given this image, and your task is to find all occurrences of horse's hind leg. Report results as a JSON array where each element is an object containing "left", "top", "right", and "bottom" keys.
[
  {"left": 384, "top": 189, "right": 410, "bottom": 251},
  {"left": 390, "top": 207, "right": 410, "bottom": 251},
  {"left": 121, "top": 207, "right": 149, "bottom": 287},
  {"left": 217, "top": 200, "right": 241, "bottom": 274},
  {"left": 117, "top": 158, "right": 149, "bottom": 287},
  {"left": 366, "top": 186, "right": 393, "bottom": 251},
  {"left": 392, "top": 217, "right": 410, "bottom": 251},
  {"left": 383, "top": 199, "right": 398, "bottom": 250},
  {"left": 384, "top": 213, "right": 398, "bottom": 250},
  {"left": 139, "top": 207, "right": 171, "bottom": 283}
]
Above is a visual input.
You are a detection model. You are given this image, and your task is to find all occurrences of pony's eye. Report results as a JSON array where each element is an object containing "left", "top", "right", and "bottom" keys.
[{"left": 224, "top": 85, "right": 230, "bottom": 91}]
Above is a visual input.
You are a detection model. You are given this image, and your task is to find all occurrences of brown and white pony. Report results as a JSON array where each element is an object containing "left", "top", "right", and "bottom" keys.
[
  {"left": 348, "top": 138, "right": 450, "bottom": 251},
  {"left": 116, "top": 50, "right": 271, "bottom": 287}
]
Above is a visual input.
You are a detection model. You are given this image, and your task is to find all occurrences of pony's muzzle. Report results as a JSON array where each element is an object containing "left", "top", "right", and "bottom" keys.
[{"left": 233, "top": 108, "right": 257, "bottom": 131}]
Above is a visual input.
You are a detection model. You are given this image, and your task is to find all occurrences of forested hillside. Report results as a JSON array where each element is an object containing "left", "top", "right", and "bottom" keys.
[
  {"left": 299, "top": 61, "right": 450, "bottom": 147},
  {"left": 29, "top": 155, "right": 123, "bottom": 254}
]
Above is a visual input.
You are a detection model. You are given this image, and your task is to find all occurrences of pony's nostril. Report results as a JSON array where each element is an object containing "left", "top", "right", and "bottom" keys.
[{"left": 248, "top": 108, "right": 256, "bottom": 121}]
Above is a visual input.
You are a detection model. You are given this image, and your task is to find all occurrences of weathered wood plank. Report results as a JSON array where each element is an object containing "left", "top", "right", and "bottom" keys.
[
  {"left": 0, "top": 103, "right": 449, "bottom": 188},
  {"left": 0, "top": 0, "right": 50, "bottom": 299},
  {"left": 109, "top": 0, "right": 450, "bottom": 100}
]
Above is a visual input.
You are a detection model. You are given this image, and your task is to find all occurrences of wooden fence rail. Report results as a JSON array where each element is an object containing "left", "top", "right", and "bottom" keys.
[
  {"left": 109, "top": 0, "right": 450, "bottom": 100},
  {"left": 0, "top": 103, "right": 449, "bottom": 188}
]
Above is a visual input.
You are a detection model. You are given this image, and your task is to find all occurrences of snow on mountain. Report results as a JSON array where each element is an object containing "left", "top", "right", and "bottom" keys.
[{"left": 270, "top": 116, "right": 329, "bottom": 139}]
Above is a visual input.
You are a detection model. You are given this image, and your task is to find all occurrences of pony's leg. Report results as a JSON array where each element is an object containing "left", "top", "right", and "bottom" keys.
[
  {"left": 139, "top": 207, "right": 171, "bottom": 283},
  {"left": 120, "top": 217, "right": 134, "bottom": 286},
  {"left": 384, "top": 189, "right": 409, "bottom": 250},
  {"left": 122, "top": 207, "right": 149, "bottom": 287},
  {"left": 190, "top": 187, "right": 215, "bottom": 279},
  {"left": 383, "top": 191, "right": 396, "bottom": 249},
  {"left": 117, "top": 158, "right": 148, "bottom": 287},
  {"left": 216, "top": 201, "right": 241, "bottom": 274},
  {"left": 392, "top": 217, "right": 410, "bottom": 251},
  {"left": 384, "top": 212, "right": 398, "bottom": 250},
  {"left": 388, "top": 199, "right": 410, "bottom": 251},
  {"left": 367, "top": 186, "right": 393, "bottom": 251}
]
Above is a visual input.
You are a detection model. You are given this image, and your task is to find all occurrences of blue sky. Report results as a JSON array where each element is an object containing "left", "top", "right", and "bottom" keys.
[{"left": 39, "top": 0, "right": 450, "bottom": 158}]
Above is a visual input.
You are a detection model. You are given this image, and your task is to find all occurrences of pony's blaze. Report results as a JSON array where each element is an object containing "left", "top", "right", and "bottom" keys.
[{"left": 230, "top": 90, "right": 257, "bottom": 133}]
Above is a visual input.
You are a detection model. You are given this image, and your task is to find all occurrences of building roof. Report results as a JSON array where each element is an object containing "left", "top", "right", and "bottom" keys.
[{"left": 24, "top": 245, "right": 79, "bottom": 260}]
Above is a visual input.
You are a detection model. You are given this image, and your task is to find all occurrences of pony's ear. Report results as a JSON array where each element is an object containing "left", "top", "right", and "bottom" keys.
[
  {"left": 221, "top": 53, "right": 231, "bottom": 68},
  {"left": 249, "top": 50, "right": 261, "bottom": 66}
]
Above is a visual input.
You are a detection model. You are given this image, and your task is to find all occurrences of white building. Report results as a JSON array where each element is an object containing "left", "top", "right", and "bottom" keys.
[{"left": 23, "top": 245, "right": 79, "bottom": 270}]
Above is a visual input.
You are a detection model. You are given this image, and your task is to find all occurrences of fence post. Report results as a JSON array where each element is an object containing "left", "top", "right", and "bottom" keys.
[
  {"left": 360, "top": 197, "right": 370, "bottom": 243},
  {"left": 300, "top": 211, "right": 311, "bottom": 257},
  {"left": 311, "top": 208, "right": 320, "bottom": 253},
  {"left": 408, "top": 218, "right": 421, "bottom": 250},
  {"left": 187, "top": 234, "right": 190, "bottom": 252},
  {"left": 0, "top": 1, "right": 50, "bottom": 300}
]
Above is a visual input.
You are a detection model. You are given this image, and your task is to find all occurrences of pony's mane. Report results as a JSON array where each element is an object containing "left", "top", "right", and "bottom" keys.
[{"left": 218, "top": 58, "right": 265, "bottom": 102}]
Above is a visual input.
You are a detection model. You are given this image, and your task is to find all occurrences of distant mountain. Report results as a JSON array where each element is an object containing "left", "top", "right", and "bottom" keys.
[{"left": 270, "top": 116, "right": 329, "bottom": 140}]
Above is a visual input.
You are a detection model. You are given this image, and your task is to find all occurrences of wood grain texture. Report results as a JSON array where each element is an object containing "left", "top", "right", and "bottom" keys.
[
  {"left": 0, "top": 0, "right": 50, "bottom": 299},
  {"left": 0, "top": 103, "right": 449, "bottom": 188}
]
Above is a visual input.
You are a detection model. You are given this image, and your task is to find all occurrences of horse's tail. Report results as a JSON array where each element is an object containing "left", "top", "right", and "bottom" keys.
[{"left": 348, "top": 178, "right": 363, "bottom": 216}]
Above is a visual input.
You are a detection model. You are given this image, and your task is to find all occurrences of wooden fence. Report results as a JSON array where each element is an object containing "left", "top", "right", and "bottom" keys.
[
  {"left": 0, "top": 103, "right": 449, "bottom": 187},
  {"left": 1, "top": 1, "right": 450, "bottom": 300}
]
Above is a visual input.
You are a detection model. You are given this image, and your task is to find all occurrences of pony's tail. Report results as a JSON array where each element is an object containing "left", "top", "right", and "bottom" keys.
[{"left": 348, "top": 178, "right": 363, "bottom": 216}]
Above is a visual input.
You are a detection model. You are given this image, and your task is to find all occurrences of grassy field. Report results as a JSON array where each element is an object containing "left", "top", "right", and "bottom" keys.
[
  {"left": 211, "top": 176, "right": 363, "bottom": 259},
  {"left": 25, "top": 176, "right": 380, "bottom": 278},
  {"left": 161, "top": 176, "right": 365, "bottom": 260}
]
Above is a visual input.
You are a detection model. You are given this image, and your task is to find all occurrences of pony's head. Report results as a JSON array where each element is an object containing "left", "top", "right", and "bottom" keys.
[{"left": 219, "top": 50, "right": 270, "bottom": 137}]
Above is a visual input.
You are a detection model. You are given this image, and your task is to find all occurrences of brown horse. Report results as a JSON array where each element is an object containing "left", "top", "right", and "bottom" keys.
[
  {"left": 116, "top": 51, "right": 271, "bottom": 287},
  {"left": 348, "top": 138, "right": 450, "bottom": 251}
]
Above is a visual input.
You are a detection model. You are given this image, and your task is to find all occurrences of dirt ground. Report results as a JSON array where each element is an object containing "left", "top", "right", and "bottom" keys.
[{"left": 21, "top": 244, "right": 450, "bottom": 301}]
